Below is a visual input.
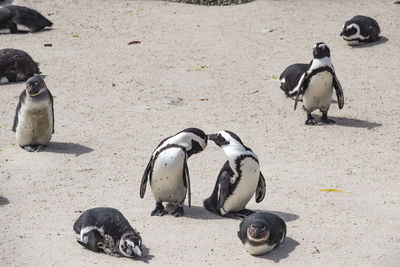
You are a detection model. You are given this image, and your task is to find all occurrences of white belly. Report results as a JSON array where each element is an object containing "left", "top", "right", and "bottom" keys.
[
  {"left": 222, "top": 158, "right": 260, "bottom": 213},
  {"left": 16, "top": 102, "right": 53, "bottom": 146},
  {"left": 303, "top": 72, "right": 333, "bottom": 112},
  {"left": 151, "top": 147, "right": 187, "bottom": 204}
]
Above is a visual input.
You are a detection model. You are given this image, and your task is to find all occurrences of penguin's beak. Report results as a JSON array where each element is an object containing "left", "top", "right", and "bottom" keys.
[
  {"left": 207, "top": 134, "right": 217, "bottom": 141},
  {"left": 340, "top": 31, "right": 344, "bottom": 36}
]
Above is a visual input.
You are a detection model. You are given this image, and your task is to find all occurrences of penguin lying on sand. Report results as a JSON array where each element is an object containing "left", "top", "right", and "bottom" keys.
[
  {"left": 280, "top": 42, "right": 344, "bottom": 125},
  {"left": 0, "top": 5, "right": 52, "bottom": 33},
  {"left": 203, "top": 131, "right": 266, "bottom": 219},
  {"left": 238, "top": 212, "right": 286, "bottom": 255},
  {"left": 0, "top": 48, "right": 40, "bottom": 84},
  {"left": 140, "top": 128, "right": 208, "bottom": 217},
  {"left": 12, "top": 76, "right": 54, "bottom": 152},
  {"left": 74, "top": 207, "right": 142, "bottom": 258},
  {"left": 340, "top": 15, "right": 380, "bottom": 44}
]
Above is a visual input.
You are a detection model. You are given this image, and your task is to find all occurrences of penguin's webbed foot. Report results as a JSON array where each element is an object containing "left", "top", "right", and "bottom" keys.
[
  {"left": 23, "top": 145, "right": 36, "bottom": 152},
  {"left": 321, "top": 113, "right": 335, "bottom": 124},
  {"left": 151, "top": 202, "right": 168, "bottom": 216},
  {"left": 172, "top": 206, "right": 184, "bottom": 217},
  {"left": 34, "top": 145, "right": 46, "bottom": 152},
  {"left": 305, "top": 114, "right": 317, "bottom": 125}
]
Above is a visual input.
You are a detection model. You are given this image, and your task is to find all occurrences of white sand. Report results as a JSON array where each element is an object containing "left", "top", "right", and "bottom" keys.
[{"left": 1, "top": 0, "right": 399, "bottom": 266}]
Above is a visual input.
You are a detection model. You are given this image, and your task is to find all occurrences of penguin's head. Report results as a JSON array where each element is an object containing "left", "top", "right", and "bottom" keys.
[
  {"left": 26, "top": 76, "right": 47, "bottom": 97},
  {"left": 208, "top": 130, "right": 250, "bottom": 150},
  {"left": 247, "top": 223, "right": 270, "bottom": 243},
  {"left": 119, "top": 232, "right": 142, "bottom": 258},
  {"left": 313, "top": 42, "right": 330, "bottom": 59},
  {"left": 178, "top": 128, "right": 208, "bottom": 158},
  {"left": 340, "top": 22, "right": 359, "bottom": 39}
]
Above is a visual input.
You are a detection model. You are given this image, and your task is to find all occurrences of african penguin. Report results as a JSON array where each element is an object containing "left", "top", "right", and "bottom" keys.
[
  {"left": 284, "top": 42, "right": 344, "bottom": 125},
  {"left": 140, "top": 128, "right": 208, "bottom": 217},
  {"left": 238, "top": 212, "right": 286, "bottom": 255},
  {"left": 340, "top": 15, "right": 380, "bottom": 44},
  {"left": 203, "top": 130, "right": 266, "bottom": 219},
  {"left": 0, "top": 5, "right": 52, "bottom": 33},
  {"left": 0, "top": 49, "right": 40, "bottom": 84},
  {"left": 73, "top": 207, "right": 142, "bottom": 258},
  {"left": 12, "top": 76, "right": 54, "bottom": 152}
]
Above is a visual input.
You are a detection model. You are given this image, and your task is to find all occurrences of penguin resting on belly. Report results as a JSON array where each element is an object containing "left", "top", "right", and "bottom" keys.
[
  {"left": 140, "top": 128, "right": 208, "bottom": 217},
  {"left": 12, "top": 76, "right": 54, "bottom": 152},
  {"left": 283, "top": 42, "right": 344, "bottom": 125},
  {"left": 203, "top": 130, "right": 266, "bottom": 219}
]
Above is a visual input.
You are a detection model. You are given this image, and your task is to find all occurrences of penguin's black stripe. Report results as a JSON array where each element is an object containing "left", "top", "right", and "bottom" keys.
[{"left": 302, "top": 66, "right": 334, "bottom": 94}]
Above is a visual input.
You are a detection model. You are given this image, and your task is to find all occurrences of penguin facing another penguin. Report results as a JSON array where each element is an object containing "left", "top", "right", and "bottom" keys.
[
  {"left": 12, "top": 76, "right": 54, "bottom": 152},
  {"left": 140, "top": 128, "right": 208, "bottom": 217},
  {"left": 281, "top": 42, "right": 344, "bottom": 125},
  {"left": 340, "top": 15, "right": 380, "bottom": 44},
  {"left": 73, "top": 207, "right": 142, "bottom": 258},
  {"left": 238, "top": 212, "right": 286, "bottom": 255},
  {"left": 203, "top": 130, "right": 266, "bottom": 219}
]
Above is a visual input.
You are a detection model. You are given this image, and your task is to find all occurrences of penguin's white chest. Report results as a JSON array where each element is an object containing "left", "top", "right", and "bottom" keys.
[
  {"left": 16, "top": 100, "right": 53, "bottom": 146},
  {"left": 151, "top": 147, "right": 187, "bottom": 203},
  {"left": 223, "top": 158, "right": 260, "bottom": 213},
  {"left": 303, "top": 72, "right": 333, "bottom": 112}
]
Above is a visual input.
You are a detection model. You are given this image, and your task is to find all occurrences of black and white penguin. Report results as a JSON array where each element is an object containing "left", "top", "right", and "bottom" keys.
[
  {"left": 73, "top": 207, "right": 142, "bottom": 258},
  {"left": 282, "top": 42, "right": 344, "bottom": 125},
  {"left": 0, "top": 5, "right": 52, "bottom": 33},
  {"left": 140, "top": 128, "right": 208, "bottom": 217},
  {"left": 12, "top": 76, "right": 54, "bottom": 152},
  {"left": 340, "top": 15, "right": 380, "bottom": 44},
  {"left": 0, "top": 49, "right": 40, "bottom": 84},
  {"left": 237, "top": 212, "right": 286, "bottom": 255},
  {"left": 203, "top": 131, "right": 266, "bottom": 219}
]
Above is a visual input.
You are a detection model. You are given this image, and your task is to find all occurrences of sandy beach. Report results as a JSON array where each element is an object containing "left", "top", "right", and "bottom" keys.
[{"left": 1, "top": 0, "right": 399, "bottom": 266}]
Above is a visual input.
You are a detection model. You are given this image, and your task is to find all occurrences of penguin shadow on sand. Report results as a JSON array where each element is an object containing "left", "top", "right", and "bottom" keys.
[
  {"left": 182, "top": 205, "right": 227, "bottom": 220},
  {"left": 348, "top": 36, "right": 388, "bottom": 48},
  {"left": 311, "top": 115, "right": 382, "bottom": 130},
  {"left": 134, "top": 244, "right": 154, "bottom": 264},
  {"left": 45, "top": 142, "right": 93, "bottom": 156},
  {"left": 0, "top": 196, "right": 10, "bottom": 206},
  {"left": 254, "top": 210, "right": 300, "bottom": 262}
]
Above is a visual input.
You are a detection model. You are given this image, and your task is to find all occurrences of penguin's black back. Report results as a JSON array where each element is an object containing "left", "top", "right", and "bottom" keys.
[
  {"left": 7, "top": 5, "right": 52, "bottom": 31},
  {"left": 238, "top": 212, "right": 286, "bottom": 245},
  {"left": 279, "top": 63, "right": 309, "bottom": 96},
  {"left": 350, "top": 15, "right": 380, "bottom": 41},
  {"left": 73, "top": 208, "right": 134, "bottom": 240},
  {"left": 0, "top": 48, "right": 40, "bottom": 82}
]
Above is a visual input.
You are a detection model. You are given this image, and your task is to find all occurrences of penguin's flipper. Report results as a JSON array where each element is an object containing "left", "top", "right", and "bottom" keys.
[
  {"left": 255, "top": 172, "right": 266, "bottom": 203},
  {"left": 12, "top": 91, "right": 25, "bottom": 132},
  {"left": 184, "top": 160, "right": 191, "bottom": 207},
  {"left": 293, "top": 73, "right": 309, "bottom": 110},
  {"left": 217, "top": 171, "right": 231, "bottom": 209},
  {"left": 332, "top": 73, "right": 344, "bottom": 109},
  {"left": 49, "top": 91, "right": 55, "bottom": 133},
  {"left": 77, "top": 230, "right": 103, "bottom": 252},
  {"left": 139, "top": 158, "right": 152, "bottom": 198}
]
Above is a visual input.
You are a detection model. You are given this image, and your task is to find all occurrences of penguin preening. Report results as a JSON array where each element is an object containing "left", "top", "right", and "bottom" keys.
[
  {"left": 0, "top": 49, "right": 40, "bottom": 84},
  {"left": 140, "top": 128, "right": 208, "bottom": 217},
  {"left": 203, "top": 131, "right": 266, "bottom": 219},
  {"left": 280, "top": 42, "right": 344, "bottom": 125},
  {"left": 73, "top": 207, "right": 142, "bottom": 258},
  {"left": 238, "top": 212, "right": 286, "bottom": 255},
  {"left": 0, "top": 5, "right": 52, "bottom": 33},
  {"left": 340, "top": 15, "right": 380, "bottom": 44},
  {"left": 12, "top": 76, "right": 54, "bottom": 152}
]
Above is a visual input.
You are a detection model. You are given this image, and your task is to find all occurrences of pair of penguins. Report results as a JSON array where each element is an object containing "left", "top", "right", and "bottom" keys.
[{"left": 74, "top": 128, "right": 286, "bottom": 258}]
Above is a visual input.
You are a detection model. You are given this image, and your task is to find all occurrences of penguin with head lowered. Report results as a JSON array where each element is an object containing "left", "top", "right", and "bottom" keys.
[
  {"left": 12, "top": 76, "right": 54, "bottom": 152},
  {"left": 204, "top": 131, "right": 266, "bottom": 219},
  {"left": 73, "top": 207, "right": 142, "bottom": 258},
  {"left": 340, "top": 15, "right": 380, "bottom": 45},
  {"left": 280, "top": 42, "right": 344, "bottom": 125},
  {"left": 140, "top": 128, "right": 207, "bottom": 217},
  {"left": 0, "top": 5, "right": 52, "bottom": 33}
]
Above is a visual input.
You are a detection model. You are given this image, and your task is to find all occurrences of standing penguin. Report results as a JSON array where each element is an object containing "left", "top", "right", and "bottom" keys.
[
  {"left": 140, "top": 128, "right": 208, "bottom": 217},
  {"left": 12, "top": 76, "right": 54, "bottom": 152},
  {"left": 203, "top": 131, "right": 266, "bottom": 219},
  {"left": 0, "top": 49, "right": 40, "bottom": 84},
  {"left": 73, "top": 207, "right": 142, "bottom": 258},
  {"left": 340, "top": 15, "right": 380, "bottom": 44},
  {"left": 0, "top": 5, "right": 52, "bottom": 33},
  {"left": 238, "top": 212, "right": 286, "bottom": 255},
  {"left": 282, "top": 42, "right": 344, "bottom": 125}
]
